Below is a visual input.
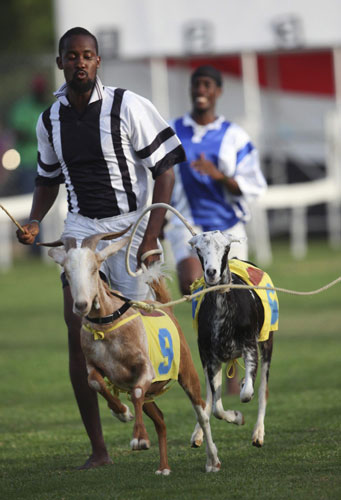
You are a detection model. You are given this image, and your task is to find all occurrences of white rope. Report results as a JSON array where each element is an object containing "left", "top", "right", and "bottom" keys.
[
  {"left": 129, "top": 276, "right": 341, "bottom": 312},
  {"left": 125, "top": 203, "right": 196, "bottom": 277},
  {"left": 124, "top": 202, "right": 341, "bottom": 311}
]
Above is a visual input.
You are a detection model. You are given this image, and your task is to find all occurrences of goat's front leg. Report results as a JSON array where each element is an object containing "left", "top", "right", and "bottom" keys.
[
  {"left": 191, "top": 367, "right": 244, "bottom": 448},
  {"left": 240, "top": 344, "right": 258, "bottom": 403},
  {"left": 143, "top": 401, "right": 170, "bottom": 475},
  {"left": 209, "top": 364, "right": 244, "bottom": 424},
  {"left": 87, "top": 367, "right": 133, "bottom": 423},
  {"left": 252, "top": 332, "right": 274, "bottom": 447}
]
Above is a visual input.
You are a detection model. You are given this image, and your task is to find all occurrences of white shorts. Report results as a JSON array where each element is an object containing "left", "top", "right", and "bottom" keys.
[
  {"left": 164, "top": 220, "right": 248, "bottom": 265},
  {"left": 61, "top": 210, "right": 153, "bottom": 300}
]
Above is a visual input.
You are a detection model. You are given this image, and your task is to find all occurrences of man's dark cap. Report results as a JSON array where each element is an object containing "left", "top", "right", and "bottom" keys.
[{"left": 191, "top": 65, "right": 222, "bottom": 87}]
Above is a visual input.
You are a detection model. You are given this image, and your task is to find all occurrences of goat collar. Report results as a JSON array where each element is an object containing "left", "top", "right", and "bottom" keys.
[{"left": 85, "top": 291, "right": 132, "bottom": 325}]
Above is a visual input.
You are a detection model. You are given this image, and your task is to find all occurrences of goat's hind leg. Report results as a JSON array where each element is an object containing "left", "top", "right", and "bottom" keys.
[
  {"left": 143, "top": 401, "right": 171, "bottom": 476},
  {"left": 252, "top": 332, "right": 274, "bottom": 447},
  {"left": 130, "top": 384, "right": 151, "bottom": 451},
  {"left": 87, "top": 367, "right": 133, "bottom": 422},
  {"left": 240, "top": 343, "right": 258, "bottom": 403},
  {"left": 178, "top": 359, "right": 221, "bottom": 472}
]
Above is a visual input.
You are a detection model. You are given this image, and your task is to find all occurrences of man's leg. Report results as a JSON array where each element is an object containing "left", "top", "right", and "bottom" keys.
[
  {"left": 63, "top": 285, "right": 112, "bottom": 469},
  {"left": 177, "top": 257, "right": 203, "bottom": 296}
]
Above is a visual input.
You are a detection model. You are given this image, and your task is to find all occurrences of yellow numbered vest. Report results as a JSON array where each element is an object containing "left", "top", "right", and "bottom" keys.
[
  {"left": 86, "top": 309, "right": 180, "bottom": 382},
  {"left": 190, "top": 259, "right": 279, "bottom": 342}
]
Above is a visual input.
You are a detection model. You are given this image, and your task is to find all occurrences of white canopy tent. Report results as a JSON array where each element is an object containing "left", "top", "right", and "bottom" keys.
[{"left": 2, "top": 1, "right": 341, "bottom": 270}]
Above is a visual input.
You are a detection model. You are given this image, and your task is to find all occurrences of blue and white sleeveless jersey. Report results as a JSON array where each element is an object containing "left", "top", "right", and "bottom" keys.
[{"left": 169, "top": 114, "right": 267, "bottom": 231}]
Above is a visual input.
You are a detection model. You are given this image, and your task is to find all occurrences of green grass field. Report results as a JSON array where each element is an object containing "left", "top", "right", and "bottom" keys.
[{"left": 1, "top": 240, "right": 340, "bottom": 500}]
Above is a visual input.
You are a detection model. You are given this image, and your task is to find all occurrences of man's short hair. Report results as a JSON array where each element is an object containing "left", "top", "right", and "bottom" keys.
[
  {"left": 58, "top": 27, "right": 99, "bottom": 56},
  {"left": 191, "top": 65, "right": 223, "bottom": 87}
]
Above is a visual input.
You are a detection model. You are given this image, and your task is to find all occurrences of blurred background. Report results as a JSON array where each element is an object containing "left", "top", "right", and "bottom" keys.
[{"left": 1, "top": 0, "right": 341, "bottom": 269}]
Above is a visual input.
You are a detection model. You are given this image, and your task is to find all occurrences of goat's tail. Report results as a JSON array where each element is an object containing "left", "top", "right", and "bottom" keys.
[
  {"left": 150, "top": 276, "right": 172, "bottom": 306},
  {"left": 141, "top": 261, "right": 173, "bottom": 307}
]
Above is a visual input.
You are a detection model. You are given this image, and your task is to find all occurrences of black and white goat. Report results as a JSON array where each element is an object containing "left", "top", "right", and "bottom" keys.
[{"left": 189, "top": 230, "right": 275, "bottom": 448}]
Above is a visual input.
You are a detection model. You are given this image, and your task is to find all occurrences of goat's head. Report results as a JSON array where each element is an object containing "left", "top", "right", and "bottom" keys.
[
  {"left": 43, "top": 229, "right": 130, "bottom": 316},
  {"left": 189, "top": 231, "right": 244, "bottom": 286}
]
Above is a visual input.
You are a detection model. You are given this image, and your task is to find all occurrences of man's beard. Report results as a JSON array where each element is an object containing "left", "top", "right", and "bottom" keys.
[{"left": 68, "top": 74, "right": 96, "bottom": 94}]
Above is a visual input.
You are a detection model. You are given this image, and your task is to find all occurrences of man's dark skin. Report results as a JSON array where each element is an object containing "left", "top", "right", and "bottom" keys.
[{"left": 17, "top": 33, "right": 174, "bottom": 469}]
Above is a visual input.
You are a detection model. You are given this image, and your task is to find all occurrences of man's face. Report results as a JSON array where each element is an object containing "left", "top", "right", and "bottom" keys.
[
  {"left": 191, "top": 76, "right": 222, "bottom": 114},
  {"left": 56, "top": 34, "right": 100, "bottom": 94}
]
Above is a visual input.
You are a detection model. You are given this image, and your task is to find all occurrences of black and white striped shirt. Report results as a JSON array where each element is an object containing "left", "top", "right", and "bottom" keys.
[{"left": 36, "top": 77, "right": 185, "bottom": 219}]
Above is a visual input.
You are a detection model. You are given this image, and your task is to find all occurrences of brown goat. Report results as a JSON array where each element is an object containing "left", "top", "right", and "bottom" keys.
[{"left": 47, "top": 231, "right": 220, "bottom": 475}]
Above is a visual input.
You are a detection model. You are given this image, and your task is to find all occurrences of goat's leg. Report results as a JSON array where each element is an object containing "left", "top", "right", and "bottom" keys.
[
  {"left": 208, "top": 363, "right": 245, "bottom": 425},
  {"left": 240, "top": 344, "right": 258, "bottom": 403},
  {"left": 87, "top": 368, "right": 133, "bottom": 423},
  {"left": 143, "top": 401, "right": 171, "bottom": 476},
  {"left": 178, "top": 358, "right": 221, "bottom": 473},
  {"left": 130, "top": 384, "right": 151, "bottom": 451},
  {"left": 190, "top": 367, "right": 244, "bottom": 448},
  {"left": 190, "top": 368, "right": 213, "bottom": 448},
  {"left": 252, "top": 332, "right": 274, "bottom": 447}
]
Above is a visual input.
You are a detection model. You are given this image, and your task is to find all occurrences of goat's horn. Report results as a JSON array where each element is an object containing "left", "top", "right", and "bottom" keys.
[
  {"left": 37, "top": 237, "right": 77, "bottom": 251},
  {"left": 81, "top": 225, "right": 131, "bottom": 251},
  {"left": 37, "top": 240, "right": 63, "bottom": 247},
  {"left": 186, "top": 223, "right": 197, "bottom": 236}
]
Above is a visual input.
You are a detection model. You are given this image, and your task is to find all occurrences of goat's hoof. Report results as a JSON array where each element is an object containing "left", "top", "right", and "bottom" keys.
[
  {"left": 252, "top": 427, "right": 264, "bottom": 447},
  {"left": 130, "top": 438, "right": 150, "bottom": 450},
  {"left": 240, "top": 389, "right": 254, "bottom": 403},
  {"left": 234, "top": 411, "right": 245, "bottom": 426},
  {"left": 252, "top": 439, "right": 263, "bottom": 448},
  {"left": 191, "top": 439, "right": 203, "bottom": 448},
  {"left": 111, "top": 406, "right": 134, "bottom": 423},
  {"left": 155, "top": 468, "right": 171, "bottom": 476},
  {"left": 206, "top": 461, "right": 221, "bottom": 473}
]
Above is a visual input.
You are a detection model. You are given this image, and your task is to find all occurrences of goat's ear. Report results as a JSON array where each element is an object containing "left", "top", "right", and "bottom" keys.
[
  {"left": 188, "top": 235, "right": 198, "bottom": 248},
  {"left": 48, "top": 247, "right": 67, "bottom": 266},
  {"left": 225, "top": 234, "right": 248, "bottom": 245},
  {"left": 97, "top": 236, "right": 130, "bottom": 263}
]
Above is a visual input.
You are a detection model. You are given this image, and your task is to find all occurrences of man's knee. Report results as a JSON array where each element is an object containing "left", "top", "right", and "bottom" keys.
[{"left": 177, "top": 257, "right": 203, "bottom": 295}]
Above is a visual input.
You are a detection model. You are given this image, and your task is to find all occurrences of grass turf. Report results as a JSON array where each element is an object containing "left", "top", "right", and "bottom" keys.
[{"left": 0, "top": 240, "right": 340, "bottom": 499}]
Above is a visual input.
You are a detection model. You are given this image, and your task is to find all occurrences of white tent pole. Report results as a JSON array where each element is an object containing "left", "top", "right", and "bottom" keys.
[
  {"left": 332, "top": 46, "right": 341, "bottom": 113},
  {"left": 150, "top": 57, "right": 170, "bottom": 120},
  {"left": 240, "top": 51, "right": 262, "bottom": 144}
]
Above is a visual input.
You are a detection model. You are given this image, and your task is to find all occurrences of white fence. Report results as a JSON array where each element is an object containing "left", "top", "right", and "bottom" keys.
[{"left": 0, "top": 188, "right": 67, "bottom": 271}]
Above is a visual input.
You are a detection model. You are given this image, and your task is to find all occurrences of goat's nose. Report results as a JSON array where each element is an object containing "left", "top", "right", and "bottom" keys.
[
  {"left": 206, "top": 268, "right": 217, "bottom": 278},
  {"left": 74, "top": 301, "right": 88, "bottom": 313}
]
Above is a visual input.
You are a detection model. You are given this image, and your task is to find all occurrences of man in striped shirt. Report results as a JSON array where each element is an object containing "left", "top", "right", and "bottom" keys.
[{"left": 17, "top": 27, "right": 185, "bottom": 469}]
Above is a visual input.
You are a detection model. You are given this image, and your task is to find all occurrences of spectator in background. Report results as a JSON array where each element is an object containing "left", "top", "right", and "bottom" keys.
[
  {"left": 8, "top": 75, "right": 49, "bottom": 194},
  {"left": 164, "top": 65, "right": 267, "bottom": 394}
]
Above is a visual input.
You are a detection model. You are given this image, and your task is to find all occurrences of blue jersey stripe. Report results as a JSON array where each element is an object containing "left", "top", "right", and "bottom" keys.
[{"left": 236, "top": 141, "right": 254, "bottom": 165}]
